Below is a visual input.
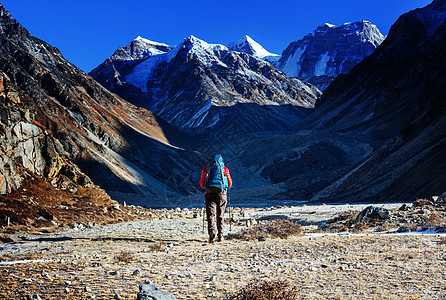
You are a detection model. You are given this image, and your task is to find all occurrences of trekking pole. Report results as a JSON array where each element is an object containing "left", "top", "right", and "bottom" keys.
[
  {"left": 202, "top": 197, "right": 206, "bottom": 234},
  {"left": 228, "top": 188, "right": 232, "bottom": 232}
]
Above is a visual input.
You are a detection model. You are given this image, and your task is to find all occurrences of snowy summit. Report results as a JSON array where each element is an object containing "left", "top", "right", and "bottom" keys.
[
  {"left": 228, "top": 35, "right": 280, "bottom": 62},
  {"left": 277, "top": 20, "right": 385, "bottom": 79}
]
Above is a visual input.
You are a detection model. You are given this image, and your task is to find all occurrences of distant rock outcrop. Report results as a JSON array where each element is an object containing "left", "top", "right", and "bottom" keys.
[
  {"left": 354, "top": 206, "right": 390, "bottom": 224},
  {"left": 277, "top": 21, "right": 385, "bottom": 90}
]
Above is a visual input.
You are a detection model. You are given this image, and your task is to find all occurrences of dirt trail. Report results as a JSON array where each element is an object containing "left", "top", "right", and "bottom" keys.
[{"left": 0, "top": 204, "right": 445, "bottom": 299}]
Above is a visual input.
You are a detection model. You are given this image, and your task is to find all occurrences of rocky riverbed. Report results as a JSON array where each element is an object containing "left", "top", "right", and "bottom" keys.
[{"left": 0, "top": 202, "right": 445, "bottom": 299}]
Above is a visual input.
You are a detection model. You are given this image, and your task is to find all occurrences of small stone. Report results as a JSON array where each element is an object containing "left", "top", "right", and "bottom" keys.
[
  {"left": 42, "top": 274, "right": 52, "bottom": 281},
  {"left": 87, "top": 222, "right": 95, "bottom": 228},
  {"left": 132, "top": 269, "right": 141, "bottom": 276},
  {"left": 258, "top": 237, "right": 266, "bottom": 242},
  {"left": 114, "top": 293, "right": 121, "bottom": 299},
  {"left": 65, "top": 287, "right": 70, "bottom": 293},
  {"left": 28, "top": 294, "right": 42, "bottom": 300},
  {"left": 137, "top": 284, "right": 175, "bottom": 300},
  {"left": 111, "top": 203, "right": 121, "bottom": 211},
  {"left": 85, "top": 286, "right": 92, "bottom": 292},
  {"left": 109, "top": 271, "right": 120, "bottom": 276},
  {"left": 210, "top": 275, "right": 217, "bottom": 282}
]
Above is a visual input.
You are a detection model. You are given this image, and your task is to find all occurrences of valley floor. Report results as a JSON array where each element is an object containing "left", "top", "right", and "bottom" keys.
[{"left": 0, "top": 204, "right": 445, "bottom": 299}]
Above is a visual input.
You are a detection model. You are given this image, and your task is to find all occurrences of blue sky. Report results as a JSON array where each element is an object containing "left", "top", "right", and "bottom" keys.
[{"left": 2, "top": 0, "right": 432, "bottom": 72}]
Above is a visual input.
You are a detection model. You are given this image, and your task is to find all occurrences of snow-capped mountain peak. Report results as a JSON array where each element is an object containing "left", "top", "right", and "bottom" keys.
[
  {"left": 183, "top": 35, "right": 228, "bottom": 54},
  {"left": 278, "top": 20, "right": 385, "bottom": 82},
  {"left": 134, "top": 36, "right": 169, "bottom": 47},
  {"left": 91, "top": 34, "right": 320, "bottom": 135},
  {"left": 109, "top": 36, "right": 172, "bottom": 62},
  {"left": 228, "top": 35, "right": 280, "bottom": 61}
]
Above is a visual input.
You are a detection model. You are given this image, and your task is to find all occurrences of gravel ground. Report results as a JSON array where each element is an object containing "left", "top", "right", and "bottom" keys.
[{"left": 0, "top": 204, "right": 445, "bottom": 299}]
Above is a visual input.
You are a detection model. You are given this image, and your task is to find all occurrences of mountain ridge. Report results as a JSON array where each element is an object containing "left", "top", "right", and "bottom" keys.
[{"left": 91, "top": 35, "right": 320, "bottom": 135}]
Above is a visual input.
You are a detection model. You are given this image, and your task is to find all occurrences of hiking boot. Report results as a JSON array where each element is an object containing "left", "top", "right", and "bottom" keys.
[
  {"left": 209, "top": 232, "right": 215, "bottom": 244},
  {"left": 216, "top": 235, "right": 223, "bottom": 242}
]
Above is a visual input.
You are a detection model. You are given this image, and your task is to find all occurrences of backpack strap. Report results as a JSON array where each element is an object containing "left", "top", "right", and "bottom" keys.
[
  {"left": 221, "top": 162, "right": 228, "bottom": 190},
  {"left": 204, "top": 165, "right": 211, "bottom": 186}
]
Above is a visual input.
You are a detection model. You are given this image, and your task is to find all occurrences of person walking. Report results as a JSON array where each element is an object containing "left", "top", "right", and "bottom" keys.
[{"left": 200, "top": 154, "right": 232, "bottom": 243}]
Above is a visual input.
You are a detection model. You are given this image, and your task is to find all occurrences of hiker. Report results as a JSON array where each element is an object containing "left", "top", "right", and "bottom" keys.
[{"left": 200, "top": 154, "right": 232, "bottom": 243}]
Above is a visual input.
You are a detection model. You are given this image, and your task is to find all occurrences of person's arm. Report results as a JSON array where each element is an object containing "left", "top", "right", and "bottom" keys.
[
  {"left": 200, "top": 166, "right": 208, "bottom": 189},
  {"left": 224, "top": 167, "right": 232, "bottom": 188}
]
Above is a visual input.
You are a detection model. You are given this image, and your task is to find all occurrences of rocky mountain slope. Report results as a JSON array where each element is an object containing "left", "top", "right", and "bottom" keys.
[
  {"left": 277, "top": 21, "right": 385, "bottom": 90},
  {"left": 91, "top": 36, "right": 320, "bottom": 135},
  {"left": 0, "top": 73, "right": 92, "bottom": 194},
  {"left": 293, "top": 0, "right": 446, "bottom": 202},
  {"left": 0, "top": 4, "right": 201, "bottom": 201}
]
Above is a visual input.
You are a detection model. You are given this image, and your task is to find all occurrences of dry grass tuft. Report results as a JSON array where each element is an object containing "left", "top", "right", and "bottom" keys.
[
  {"left": 422, "top": 213, "right": 446, "bottom": 232},
  {"left": 0, "top": 235, "right": 14, "bottom": 243},
  {"left": 114, "top": 250, "right": 134, "bottom": 263},
  {"left": 322, "top": 210, "right": 364, "bottom": 233},
  {"left": 439, "top": 237, "right": 446, "bottom": 245},
  {"left": 149, "top": 241, "right": 168, "bottom": 252},
  {"left": 374, "top": 223, "right": 391, "bottom": 232},
  {"left": 413, "top": 198, "right": 432, "bottom": 207},
  {"left": 228, "top": 219, "right": 303, "bottom": 240},
  {"left": 323, "top": 223, "right": 349, "bottom": 233},
  {"left": 327, "top": 210, "right": 359, "bottom": 224},
  {"left": 397, "top": 223, "right": 418, "bottom": 233},
  {"left": 350, "top": 222, "right": 370, "bottom": 233},
  {"left": 228, "top": 279, "right": 298, "bottom": 300}
]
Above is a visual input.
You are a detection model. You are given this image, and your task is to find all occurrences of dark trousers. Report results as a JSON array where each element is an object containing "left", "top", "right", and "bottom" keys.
[{"left": 205, "top": 191, "right": 227, "bottom": 237}]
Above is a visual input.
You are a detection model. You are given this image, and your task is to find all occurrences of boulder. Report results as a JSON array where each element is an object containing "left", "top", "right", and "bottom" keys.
[
  {"left": 399, "top": 204, "right": 410, "bottom": 211},
  {"left": 354, "top": 206, "right": 390, "bottom": 224},
  {"left": 137, "top": 284, "right": 175, "bottom": 300}
]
